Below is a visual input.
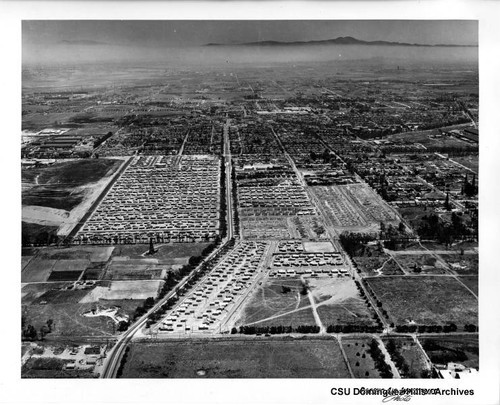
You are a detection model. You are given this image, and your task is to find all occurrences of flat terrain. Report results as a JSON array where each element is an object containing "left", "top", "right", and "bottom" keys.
[
  {"left": 341, "top": 336, "right": 381, "bottom": 378},
  {"left": 391, "top": 254, "right": 449, "bottom": 275},
  {"left": 419, "top": 335, "right": 479, "bottom": 369},
  {"left": 365, "top": 276, "right": 477, "bottom": 327},
  {"left": 381, "top": 336, "right": 430, "bottom": 378},
  {"left": 22, "top": 158, "right": 122, "bottom": 211},
  {"left": 235, "top": 278, "right": 311, "bottom": 326},
  {"left": 309, "top": 278, "right": 377, "bottom": 327},
  {"left": 120, "top": 338, "right": 351, "bottom": 378}
]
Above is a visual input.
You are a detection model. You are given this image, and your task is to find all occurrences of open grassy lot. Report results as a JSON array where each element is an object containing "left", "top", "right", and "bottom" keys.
[
  {"left": 120, "top": 338, "right": 351, "bottom": 378},
  {"left": 391, "top": 254, "right": 449, "bottom": 275},
  {"left": 365, "top": 276, "right": 477, "bottom": 327},
  {"left": 452, "top": 155, "right": 478, "bottom": 173},
  {"left": 111, "top": 242, "right": 211, "bottom": 265},
  {"left": 22, "top": 158, "right": 122, "bottom": 187},
  {"left": 22, "top": 283, "right": 69, "bottom": 305},
  {"left": 354, "top": 255, "right": 404, "bottom": 276},
  {"left": 419, "top": 335, "right": 478, "bottom": 369},
  {"left": 79, "top": 280, "right": 163, "bottom": 302},
  {"left": 458, "top": 276, "right": 478, "bottom": 295},
  {"left": 341, "top": 337, "right": 381, "bottom": 378},
  {"left": 235, "top": 278, "right": 311, "bottom": 327},
  {"left": 309, "top": 278, "right": 377, "bottom": 327},
  {"left": 23, "top": 295, "right": 143, "bottom": 338},
  {"left": 381, "top": 336, "right": 431, "bottom": 378},
  {"left": 24, "top": 303, "right": 115, "bottom": 337},
  {"left": 351, "top": 244, "right": 404, "bottom": 276},
  {"left": 439, "top": 253, "right": 478, "bottom": 275},
  {"left": 37, "top": 246, "right": 114, "bottom": 262},
  {"left": 22, "top": 222, "right": 59, "bottom": 247}
]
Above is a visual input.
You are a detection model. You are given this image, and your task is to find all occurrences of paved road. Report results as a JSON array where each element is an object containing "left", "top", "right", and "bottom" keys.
[
  {"left": 223, "top": 118, "right": 234, "bottom": 240},
  {"left": 101, "top": 123, "right": 236, "bottom": 378},
  {"left": 100, "top": 239, "right": 233, "bottom": 378}
]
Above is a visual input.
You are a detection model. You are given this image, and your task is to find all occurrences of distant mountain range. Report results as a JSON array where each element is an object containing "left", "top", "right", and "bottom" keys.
[
  {"left": 60, "top": 40, "right": 108, "bottom": 46},
  {"left": 205, "top": 36, "right": 476, "bottom": 48}
]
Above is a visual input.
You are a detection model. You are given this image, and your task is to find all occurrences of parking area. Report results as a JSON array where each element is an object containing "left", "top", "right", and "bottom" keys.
[{"left": 156, "top": 241, "right": 270, "bottom": 334}]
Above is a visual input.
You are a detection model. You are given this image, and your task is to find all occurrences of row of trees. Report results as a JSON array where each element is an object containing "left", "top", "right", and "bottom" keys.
[
  {"left": 235, "top": 324, "right": 320, "bottom": 335},
  {"left": 368, "top": 339, "right": 393, "bottom": 378},
  {"left": 393, "top": 323, "right": 477, "bottom": 333}
]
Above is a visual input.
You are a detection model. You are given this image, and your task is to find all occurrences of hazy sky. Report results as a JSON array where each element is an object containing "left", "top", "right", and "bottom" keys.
[{"left": 23, "top": 20, "right": 478, "bottom": 48}]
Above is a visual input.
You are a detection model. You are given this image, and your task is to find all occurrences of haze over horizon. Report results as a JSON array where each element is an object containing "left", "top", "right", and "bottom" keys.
[{"left": 23, "top": 20, "right": 478, "bottom": 66}]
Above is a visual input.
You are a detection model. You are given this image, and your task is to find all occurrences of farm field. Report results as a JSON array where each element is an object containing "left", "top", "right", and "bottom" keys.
[
  {"left": 364, "top": 276, "right": 478, "bottom": 327},
  {"left": 341, "top": 336, "right": 382, "bottom": 378},
  {"left": 22, "top": 259, "right": 57, "bottom": 283},
  {"left": 22, "top": 246, "right": 117, "bottom": 283},
  {"left": 120, "top": 338, "right": 351, "bottom": 378},
  {"left": 419, "top": 335, "right": 479, "bottom": 369},
  {"left": 381, "top": 336, "right": 431, "bottom": 378},
  {"left": 79, "top": 280, "right": 163, "bottom": 302}
]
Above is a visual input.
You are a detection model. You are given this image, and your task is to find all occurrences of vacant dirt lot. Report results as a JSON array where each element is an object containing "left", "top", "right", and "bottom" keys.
[
  {"left": 120, "top": 338, "right": 351, "bottom": 378},
  {"left": 236, "top": 278, "right": 310, "bottom": 326},
  {"left": 309, "top": 277, "right": 377, "bottom": 327}
]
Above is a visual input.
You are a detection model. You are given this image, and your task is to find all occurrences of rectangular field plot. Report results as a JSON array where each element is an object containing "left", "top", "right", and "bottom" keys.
[
  {"left": 37, "top": 246, "right": 115, "bottom": 262},
  {"left": 312, "top": 184, "right": 399, "bottom": 230},
  {"left": 419, "top": 335, "right": 478, "bottom": 370},
  {"left": 365, "top": 276, "right": 478, "bottom": 328},
  {"left": 341, "top": 337, "right": 381, "bottom": 378},
  {"left": 381, "top": 336, "right": 431, "bottom": 378},
  {"left": 308, "top": 278, "right": 378, "bottom": 328},
  {"left": 76, "top": 155, "right": 220, "bottom": 243},
  {"left": 79, "top": 280, "right": 163, "bottom": 302},
  {"left": 22, "top": 259, "right": 57, "bottom": 283},
  {"left": 120, "top": 338, "right": 351, "bottom": 378},
  {"left": 47, "top": 270, "right": 83, "bottom": 282}
]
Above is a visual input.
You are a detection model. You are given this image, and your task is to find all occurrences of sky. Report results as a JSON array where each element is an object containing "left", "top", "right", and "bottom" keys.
[
  {"left": 23, "top": 20, "right": 478, "bottom": 48},
  {"left": 22, "top": 20, "right": 478, "bottom": 66}
]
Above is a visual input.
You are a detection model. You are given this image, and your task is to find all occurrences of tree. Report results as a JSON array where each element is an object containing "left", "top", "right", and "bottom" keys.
[{"left": 46, "top": 319, "right": 54, "bottom": 332}]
